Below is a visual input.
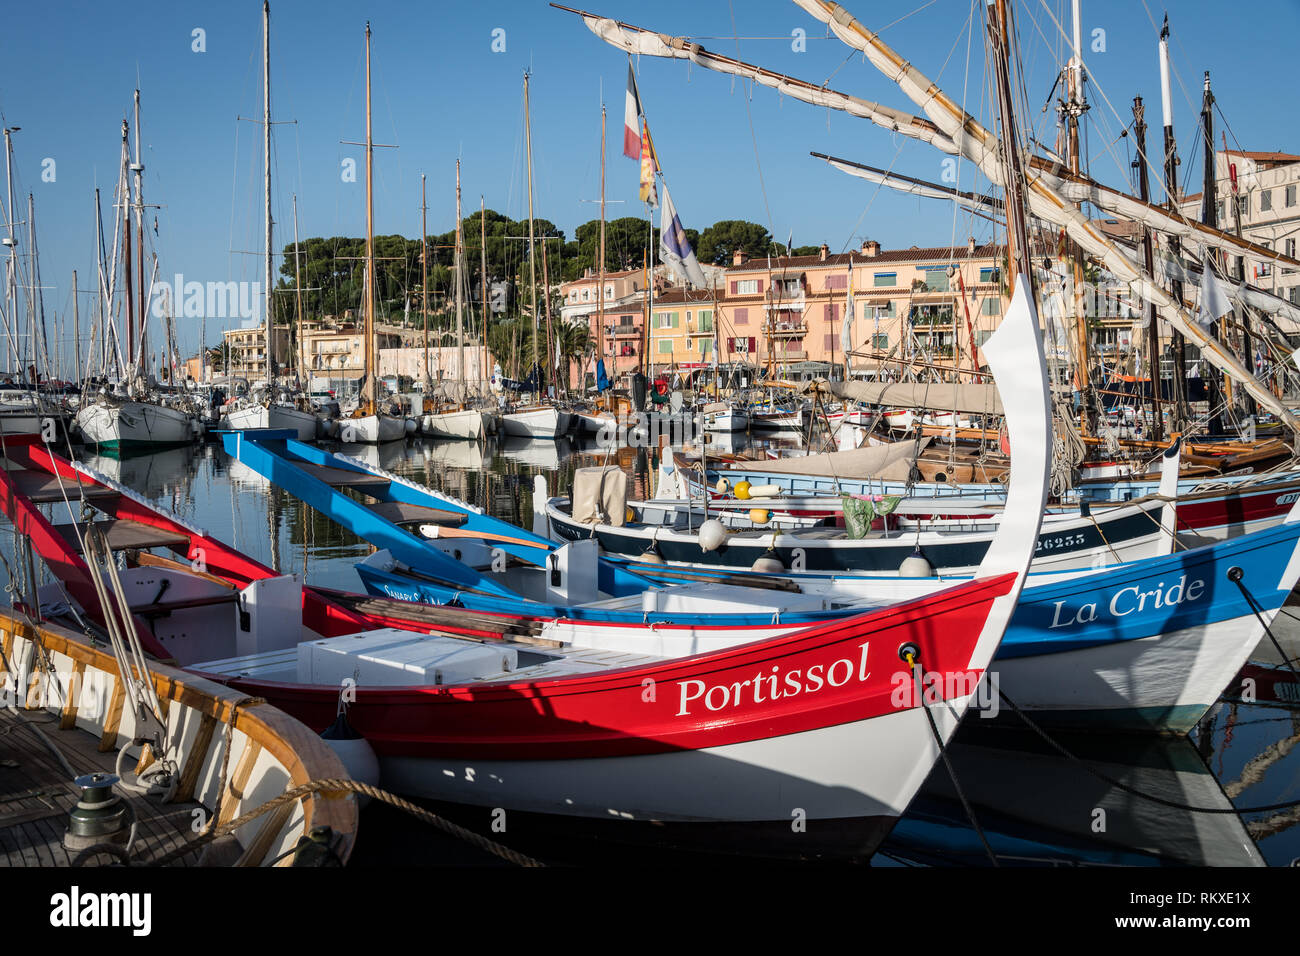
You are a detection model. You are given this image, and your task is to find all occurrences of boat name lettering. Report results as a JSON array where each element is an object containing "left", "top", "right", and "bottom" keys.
[
  {"left": 1048, "top": 574, "right": 1206, "bottom": 629},
  {"left": 675, "top": 641, "right": 870, "bottom": 716}
]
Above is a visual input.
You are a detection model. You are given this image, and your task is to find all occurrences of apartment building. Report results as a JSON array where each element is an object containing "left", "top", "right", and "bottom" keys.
[
  {"left": 714, "top": 240, "right": 1008, "bottom": 377},
  {"left": 220, "top": 324, "right": 291, "bottom": 379}
]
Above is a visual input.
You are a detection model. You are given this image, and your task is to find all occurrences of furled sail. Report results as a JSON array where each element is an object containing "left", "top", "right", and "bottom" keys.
[
  {"left": 561, "top": 1, "right": 1298, "bottom": 426},
  {"left": 790, "top": 0, "right": 1297, "bottom": 428}
]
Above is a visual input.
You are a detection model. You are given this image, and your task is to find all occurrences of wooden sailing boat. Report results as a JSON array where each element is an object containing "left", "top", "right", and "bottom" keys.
[
  {"left": 341, "top": 21, "right": 404, "bottom": 444},
  {"left": 570, "top": 101, "right": 626, "bottom": 438},
  {"left": 421, "top": 161, "right": 486, "bottom": 440},
  {"left": 222, "top": 1, "right": 317, "bottom": 442},
  {"left": 74, "top": 93, "right": 197, "bottom": 451},
  {"left": 500, "top": 72, "right": 568, "bottom": 440}
]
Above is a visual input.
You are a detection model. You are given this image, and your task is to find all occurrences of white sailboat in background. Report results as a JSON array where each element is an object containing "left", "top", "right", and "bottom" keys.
[
  {"left": 339, "top": 21, "right": 404, "bottom": 444},
  {"left": 500, "top": 71, "right": 568, "bottom": 441},
  {"left": 220, "top": 1, "right": 317, "bottom": 443},
  {"left": 421, "top": 162, "right": 486, "bottom": 441},
  {"left": 74, "top": 94, "right": 198, "bottom": 451}
]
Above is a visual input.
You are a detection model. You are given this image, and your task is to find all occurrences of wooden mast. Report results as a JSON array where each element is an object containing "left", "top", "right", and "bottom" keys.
[
  {"left": 292, "top": 194, "right": 305, "bottom": 388},
  {"left": 1200, "top": 72, "right": 1253, "bottom": 418},
  {"left": 523, "top": 71, "right": 539, "bottom": 395},
  {"left": 988, "top": 0, "right": 1031, "bottom": 287},
  {"left": 421, "top": 173, "right": 429, "bottom": 392},
  {"left": 1064, "top": 0, "right": 1091, "bottom": 435},
  {"left": 363, "top": 20, "right": 376, "bottom": 413},
  {"left": 598, "top": 102, "right": 606, "bottom": 402},
  {"left": 455, "top": 159, "right": 465, "bottom": 395},
  {"left": 121, "top": 119, "right": 134, "bottom": 382},
  {"left": 1158, "top": 15, "right": 1188, "bottom": 429},
  {"left": 72, "top": 269, "right": 81, "bottom": 384},
  {"left": 133, "top": 90, "right": 147, "bottom": 379},
  {"left": 480, "top": 194, "right": 488, "bottom": 393},
  {"left": 1132, "top": 96, "right": 1163, "bottom": 441},
  {"left": 262, "top": 0, "right": 273, "bottom": 391}
]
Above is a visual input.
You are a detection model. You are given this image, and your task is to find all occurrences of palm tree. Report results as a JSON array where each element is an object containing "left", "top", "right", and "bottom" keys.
[{"left": 556, "top": 320, "right": 592, "bottom": 392}]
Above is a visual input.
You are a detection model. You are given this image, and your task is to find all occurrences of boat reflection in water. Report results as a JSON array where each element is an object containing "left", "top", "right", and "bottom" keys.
[
  {"left": 881, "top": 722, "right": 1264, "bottom": 867},
  {"left": 80, "top": 444, "right": 199, "bottom": 498}
]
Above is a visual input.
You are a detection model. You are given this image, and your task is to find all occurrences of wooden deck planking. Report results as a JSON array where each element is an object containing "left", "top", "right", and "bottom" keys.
[
  {"left": 0, "top": 708, "right": 208, "bottom": 867},
  {"left": 50, "top": 519, "right": 190, "bottom": 555}
]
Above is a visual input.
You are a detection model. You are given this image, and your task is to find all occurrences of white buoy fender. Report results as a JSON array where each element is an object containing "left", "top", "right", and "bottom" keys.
[
  {"left": 747, "top": 484, "right": 784, "bottom": 498},
  {"left": 320, "top": 712, "right": 381, "bottom": 806},
  {"left": 750, "top": 548, "right": 785, "bottom": 573},
  {"left": 898, "top": 548, "right": 934, "bottom": 577},
  {"left": 697, "top": 518, "right": 727, "bottom": 552}
]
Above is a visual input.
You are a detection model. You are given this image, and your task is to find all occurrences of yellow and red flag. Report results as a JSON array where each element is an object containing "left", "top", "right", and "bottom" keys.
[{"left": 639, "top": 117, "right": 659, "bottom": 208}]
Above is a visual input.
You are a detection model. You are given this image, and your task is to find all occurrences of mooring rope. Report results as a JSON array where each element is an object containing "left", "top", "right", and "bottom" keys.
[{"left": 146, "top": 778, "right": 545, "bottom": 868}]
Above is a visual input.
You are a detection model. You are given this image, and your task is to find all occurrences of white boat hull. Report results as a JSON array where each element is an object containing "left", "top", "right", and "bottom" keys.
[
  {"left": 704, "top": 410, "right": 747, "bottom": 431},
  {"left": 75, "top": 402, "right": 194, "bottom": 448},
  {"left": 380, "top": 700, "right": 964, "bottom": 824},
  {"left": 991, "top": 615, "right": 1268, "bottom": 734},
  {"left": 221, "top": 403, "right": 318, "bottom": 442},
  {"left": 421, "top": 408, "right": 483, "bottom": 440},
  {"left": 501, "top": 406, "right": 564, "bottom": 439},
  {"left": 339, "top": 414, "right": 406, "bottom": 444}
]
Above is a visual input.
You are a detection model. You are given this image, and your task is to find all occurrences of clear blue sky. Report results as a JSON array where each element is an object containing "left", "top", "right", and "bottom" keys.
[{"left": 2, "top": 0, "right": 1296, "bottom": 362}]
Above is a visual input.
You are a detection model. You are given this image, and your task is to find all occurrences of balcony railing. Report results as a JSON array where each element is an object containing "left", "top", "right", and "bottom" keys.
[
  {"left": 763, "top": 322, "right": 807, "bottom": 337},
  {"left": 604, "top": 325, "right": 639, "bottom": 337}
]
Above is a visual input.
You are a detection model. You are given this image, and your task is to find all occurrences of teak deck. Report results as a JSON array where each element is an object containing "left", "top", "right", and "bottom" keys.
[{"left": 0, "top": 709, "right": 206, "bottom": 867}]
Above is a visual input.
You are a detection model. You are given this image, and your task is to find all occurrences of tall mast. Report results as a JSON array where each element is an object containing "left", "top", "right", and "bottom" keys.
[
  {"left": 292, "top": 193, "right": 305, "bottom": 386},
  {"left": 262, "top": 0, "right": 273, "bottom": 388},
  {"left": 72, "top": 269, "right": 81, "bottom": 383},
  {"left": 121, "top": 119, "right": 135, "bottom": 380},
  {"left": 1200, "top": 71, "right": 1252, "bottom": 419},
  {"left": 2, "top": 127, "right": 18, "bottom": 377},
  {"left": 598, "top": 102, "right": 607, "bottom": 397},
  {"left": 132, "top": 90, "right": 146, "bottom": 377},
  {"left": 1132, "top": 96, "right": 1163, "bottom": 441},
  {"left": 363, "top": 21, "right": 376, "bottom": 411},
  {"left": 1158, "top": 15, "right": 1188, "bottom": 428},
  {"left": 455, "top": 159, "right": 465, "bottom": 390},
  {"left": 988, "top": 0, "right": 1031, "bottom": 286},
  {"left": 421, "top": 173, "right": 429, "bottom": 389},
  {"left": 480, "top": 194, "right": 487, "bottom": 393},
  {"left": 523, "top": 71, "right": 539, "bottom": 392},
  {"left": 1064, "top": 0, "right": 1091, "bottom": 434}
]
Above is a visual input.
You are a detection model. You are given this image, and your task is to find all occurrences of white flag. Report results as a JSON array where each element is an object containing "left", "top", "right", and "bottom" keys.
[
  {"left": 1196, "top": 255, "right": 1231, "bottom": 328},
  {"left": 658, "top": 185, "right": 706, "bottom": 289}
]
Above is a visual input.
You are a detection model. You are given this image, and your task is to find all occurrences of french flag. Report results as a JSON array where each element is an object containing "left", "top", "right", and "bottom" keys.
[{"left": 624, "top": 63, "right": 641, "bottom": 159}]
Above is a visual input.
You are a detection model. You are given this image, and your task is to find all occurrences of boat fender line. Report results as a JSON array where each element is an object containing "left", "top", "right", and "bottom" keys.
[
  {"left": 147, "top": 778, "right": 545, "bottom": 868},
  {"left": 902, "top": 647, "right": 998, "bottom": 867},
  {"left": 1228, "top": 566, "right": 1300, "bottom": 684}
]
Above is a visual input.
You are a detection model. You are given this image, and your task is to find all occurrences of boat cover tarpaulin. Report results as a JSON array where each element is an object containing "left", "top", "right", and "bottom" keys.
[
  {"left": 723, "top": 439, "right": 930, "bottom": 481},
  {"left": 572, "top": 465, "right": 629, "bottom": 527},
  {"left": 808, "top": 379, "right": 1003, "bottom": 416}
]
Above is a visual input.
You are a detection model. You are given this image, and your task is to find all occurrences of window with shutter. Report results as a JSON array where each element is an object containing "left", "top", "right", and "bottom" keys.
[{"left": 734, "top": 308, "right": 749, "bottom": 325}]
